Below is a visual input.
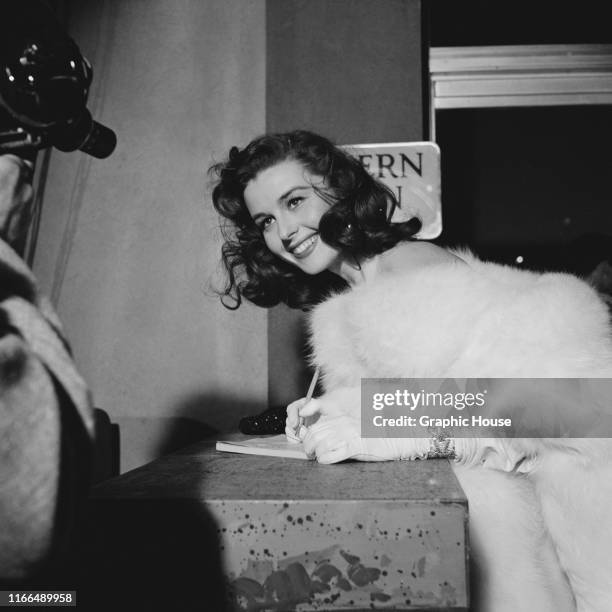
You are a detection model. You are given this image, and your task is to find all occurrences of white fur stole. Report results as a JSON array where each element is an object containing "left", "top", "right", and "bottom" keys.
[{"left": 307, "top": 252, "right": 612, "bottom": 612}]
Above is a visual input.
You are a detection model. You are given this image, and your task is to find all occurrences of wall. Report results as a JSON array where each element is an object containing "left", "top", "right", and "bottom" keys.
[
  {"left": 31, "top": 0, "right": 426, "bottom": 471},
  {"left": 33, "top": 0, "right": 268, "bottom": 472},
  {"left": 266, "top": 0, "right": 424, "bottom": 404}
]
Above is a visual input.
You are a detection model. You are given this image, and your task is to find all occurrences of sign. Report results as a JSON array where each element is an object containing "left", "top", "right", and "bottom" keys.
[{"left": 343, "top": 142, "right": 442, "bottom": 239}]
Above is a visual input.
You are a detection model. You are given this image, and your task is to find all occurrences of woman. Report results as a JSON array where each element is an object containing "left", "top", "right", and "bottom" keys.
[{"left": 211, "top": 130, "right": 612, "bottom": 612}]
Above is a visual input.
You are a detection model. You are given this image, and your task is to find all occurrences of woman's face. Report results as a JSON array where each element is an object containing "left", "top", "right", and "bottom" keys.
[{"left": 244, "top": 159, "right": 342, "bottom": 275}]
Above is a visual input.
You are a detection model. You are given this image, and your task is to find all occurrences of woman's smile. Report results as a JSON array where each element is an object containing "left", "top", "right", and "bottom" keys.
[{"left": 289, "top": 233, "right": 318, "bottom": 258}]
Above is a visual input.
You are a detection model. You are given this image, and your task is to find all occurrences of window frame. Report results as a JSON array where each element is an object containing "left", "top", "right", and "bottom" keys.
[{"left": 429, "top": 44, "right": 612, "bottom": 139}]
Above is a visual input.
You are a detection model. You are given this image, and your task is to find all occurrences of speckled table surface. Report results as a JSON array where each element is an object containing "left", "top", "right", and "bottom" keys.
[
  {"left": 92, "top": 436, "right": 466, "bottom": 503},
  {"left": 86, "top": 437, "right": 469, "bottom": 611}
]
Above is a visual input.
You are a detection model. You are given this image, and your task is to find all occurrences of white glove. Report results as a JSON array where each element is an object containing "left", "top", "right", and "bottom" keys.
[
  {"left": 285, "top": 387, "right": 432, "bottom": 464},
  {"left": 284, "top": 397, "right": 310, "bottom": 443},
  {"left": 285, "top": 386, "right": 359, "bottom": 442},
  {"left": 303, "top": 412, "right": 432, "bottom": 464}
]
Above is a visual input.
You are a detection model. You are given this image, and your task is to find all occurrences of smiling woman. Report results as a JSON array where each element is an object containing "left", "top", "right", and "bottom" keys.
[
  {"left": 209, "top": 130, "right": 421, "bottom": 309},
  {"left": 209, "top": 129, "right": 612, "bottom": 611}
]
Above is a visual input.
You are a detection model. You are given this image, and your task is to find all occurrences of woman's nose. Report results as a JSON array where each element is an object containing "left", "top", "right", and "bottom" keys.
[{"left": 276, "top": 214, "right": 298, "bottom": 241}]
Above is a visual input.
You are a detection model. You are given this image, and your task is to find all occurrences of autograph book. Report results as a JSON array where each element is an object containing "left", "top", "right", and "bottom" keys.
[{"left": 215, "top": 434, "right": 309, "bottom": 460}]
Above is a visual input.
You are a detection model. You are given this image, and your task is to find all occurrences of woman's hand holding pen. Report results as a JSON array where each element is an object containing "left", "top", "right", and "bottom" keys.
[
  {"left": 286, "top": 386, "right": 432, "bottom": 464},
  {"left": 285, "top": 397, "right": 311, "bottom": 442},
  {"left": 285, "top": 385, "right": 361, "bottom": 443},
  {"left": 285, "top": 366, "right": 321, "bottom": 442}
]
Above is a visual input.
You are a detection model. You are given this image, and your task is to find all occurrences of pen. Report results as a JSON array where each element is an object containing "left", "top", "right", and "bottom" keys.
[{"left": 296, "top": 366, "right": 320, "bottom": 437}]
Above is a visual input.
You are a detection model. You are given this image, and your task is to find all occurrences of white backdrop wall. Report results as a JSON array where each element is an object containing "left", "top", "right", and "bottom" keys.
[{"left": 33, "top": 0, "right": 268, "bottom": 472}]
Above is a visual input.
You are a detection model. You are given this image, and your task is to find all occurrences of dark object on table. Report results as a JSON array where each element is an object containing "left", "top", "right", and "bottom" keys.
[{"left": 239, "top": 405, "right": 287, "bottom": 435}]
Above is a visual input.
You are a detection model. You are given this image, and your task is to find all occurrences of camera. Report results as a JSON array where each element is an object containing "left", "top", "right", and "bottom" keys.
[{"left": 0, "top": 0, "right": 116, "bottom": 159}]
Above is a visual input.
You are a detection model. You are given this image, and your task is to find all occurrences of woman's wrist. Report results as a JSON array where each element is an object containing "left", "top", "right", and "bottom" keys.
[{"left": 393, "top": 438, "right": 429, "bottom": 460}]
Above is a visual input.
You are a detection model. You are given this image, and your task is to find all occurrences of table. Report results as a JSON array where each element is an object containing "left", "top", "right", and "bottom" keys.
[{"left": 81, "top": 437, "right": 468, "bottom": 611}]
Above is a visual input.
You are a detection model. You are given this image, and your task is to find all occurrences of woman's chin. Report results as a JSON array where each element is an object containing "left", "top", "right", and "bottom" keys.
[{"left": 297, "top": 259, "right": 328, "bottom": 275}]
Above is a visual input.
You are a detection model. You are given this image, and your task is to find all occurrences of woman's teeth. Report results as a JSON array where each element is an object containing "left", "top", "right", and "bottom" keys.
[{"left": 293, "top": 234, "right": 317, "bottom": 255}]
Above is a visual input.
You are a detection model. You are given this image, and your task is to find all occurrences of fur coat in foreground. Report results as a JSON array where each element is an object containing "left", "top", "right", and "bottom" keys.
[
  {"left": 308, "top": 251, "right": 612, "bottom": 612},
  {"left": 0, "top": 240, "right": 93, "bottom": 581}
]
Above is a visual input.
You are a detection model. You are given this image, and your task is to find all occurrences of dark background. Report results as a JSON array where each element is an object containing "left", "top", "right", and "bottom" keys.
[
  {"left": 428, "top": 0, "right": 612, "bottom": 46},
  {"left": 428, "top": 0, "right": 612, "bottom": 275}
]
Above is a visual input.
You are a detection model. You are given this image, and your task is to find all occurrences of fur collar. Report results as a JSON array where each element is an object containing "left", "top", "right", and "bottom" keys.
[{"left": 309, "top": 250, "right": 612, "bottom": 390}]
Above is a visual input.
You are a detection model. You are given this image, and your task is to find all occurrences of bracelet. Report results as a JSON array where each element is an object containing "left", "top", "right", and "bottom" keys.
[{"left": 427, "top": 428, "right": 456, "bottom": 459}]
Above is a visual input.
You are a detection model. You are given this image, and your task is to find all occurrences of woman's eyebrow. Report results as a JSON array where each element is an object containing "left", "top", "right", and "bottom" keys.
[
  {"left": 277, "top": 185, "right": 309, "bottom": 203},
  {"left": 251, "top": 185, "right": 311, "bottom": 221},
  {"left": 251, "top": 211, "right": 269, "bottom": 222}
]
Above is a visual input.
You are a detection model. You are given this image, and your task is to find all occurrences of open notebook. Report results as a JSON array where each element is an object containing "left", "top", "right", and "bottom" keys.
[{"left": 215, "top": 434, "right": 310, "bottom": 460}]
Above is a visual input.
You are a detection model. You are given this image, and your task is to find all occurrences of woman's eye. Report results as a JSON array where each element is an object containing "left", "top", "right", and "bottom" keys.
[
  {"left": 287, "top": 196, "right": 303, "bottom": 209},
  {"left": 259, "top": 216, "right": 274, "bottom": 231}
]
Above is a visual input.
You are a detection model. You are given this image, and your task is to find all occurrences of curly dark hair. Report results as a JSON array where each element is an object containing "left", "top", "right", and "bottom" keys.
[{"left": 209, "top": 130, "right": 421, "bottom": 310}]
